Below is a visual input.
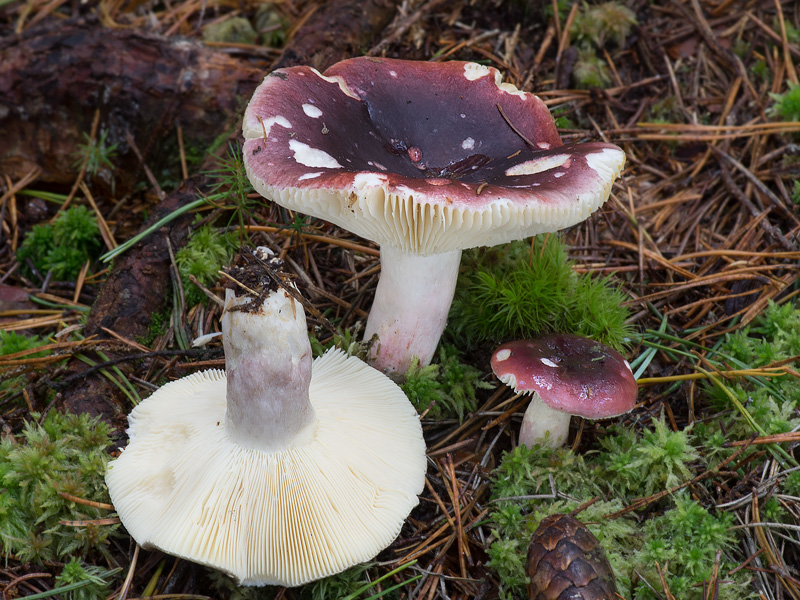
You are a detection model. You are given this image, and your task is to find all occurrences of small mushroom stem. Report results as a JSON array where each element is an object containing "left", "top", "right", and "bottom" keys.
[
  {"left": 222, "top": 288, "right": 317, "bottom": 452},
  {"left": 519, "top": 393, "right": 571, "bottom": 448},
  {"left": 364, "top": 246, "right": 462, "bottom": 374}
]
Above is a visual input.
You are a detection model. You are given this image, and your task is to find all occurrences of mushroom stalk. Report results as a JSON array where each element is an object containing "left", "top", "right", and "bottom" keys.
[
  {"left": 519, "top": 393, "right": 571, "bottom": 448},
  {"left": 222, "top": 288, "right": 317, "bottom": 452},
  {"left": 364, "top": 246, "right": 462, "bottom": 374}
]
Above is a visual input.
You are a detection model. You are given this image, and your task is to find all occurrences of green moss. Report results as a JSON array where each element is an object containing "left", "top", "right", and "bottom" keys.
[
  {"left": 205, "top": 143, "right": 258, "bottom": 239},
  {"left": 448, "top": 236, "right": 633, "bottom": 352},
  {"left": 702, "top": 300, "right": 800, "bottom": 444},
  {"left": 1, "top": 331, "right": 52, "bottom": 399},
  {"left": 17, "top": 206, "right": 102, "bottom": 280},
  {"left": 309, "top": 326, "right": 369, "bottom": 361},
  {"left": 0, "top": 412, "right": 117, "bottom": 564},
  {"left": 485, "top": 437, "right": 751, "bottom": 600},
  {"left": 597, "top": 417, "right": 700, "bottom": 497},
  {"left": 202, "top": 17, "right": 257, "bottom": 45},
  {"left": 55, "top": 559, "right": 118, "bottom": 600},
  {"left": 138, "top": 309, "right": 171, "bottom": 347},
  {"left": 769, "top": 82, "right": 800, "bottom": 122},
  {"left": 572, "top": 47, "right": 612, "bottom": 88},
  {"left": 73, "top": 130, "right": 118, "bottom": 178},
  {"left": 400, "top": 343, "right": 493, "bottom": 421},
  {"left": 629, "top": 495, "right": 750, "bottom": 600},
  {"left": 572, "top": 1, "right": 637, "bottom": 49},
  {"left": 176, "top": 224, "right": 234, "bottom": 306},
  {"left": 255, "top": 5, "right": 290, "bottom": 48},
  {"left": 0, "top": 330, "right": 48, "bottom": 357}
]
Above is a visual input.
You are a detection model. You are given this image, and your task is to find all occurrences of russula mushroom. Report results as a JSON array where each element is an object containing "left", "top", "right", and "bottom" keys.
[
  {"left": 490, "top": 334, "right": 637, "bottom": 447},
  {"left": 242, "top": 57, "right": 626, "bottom": 374},
  {"left": 105, "top": 267, "right": 427, "bottom": 586}
]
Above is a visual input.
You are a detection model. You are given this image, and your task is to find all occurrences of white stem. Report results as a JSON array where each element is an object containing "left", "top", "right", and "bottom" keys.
[
  {"left": 222, "top": 288, "right": 316, "bottom": 452},
  {"left": 519, "top": 393, "right": 571, "bottom": 448},
  {"left": 364, "top": 246, "right": 462, "bottom": 374}
]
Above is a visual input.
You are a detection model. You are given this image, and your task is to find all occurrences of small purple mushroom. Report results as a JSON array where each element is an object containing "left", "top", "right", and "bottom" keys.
[
  {"left": 242, "top": 58, "right": 626, "bottom": 374},
  {"left": 491, "top": 334, "right": 637, "bottom": 447}
]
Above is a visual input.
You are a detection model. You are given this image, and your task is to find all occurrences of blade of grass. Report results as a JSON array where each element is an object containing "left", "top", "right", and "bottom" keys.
[
  {"left": 699, "top": 366, "right": 797, "bottom": 468},
  {"left": 100, "top": 196, "right": 214, "bottom": 263},
  {"left": 341, "top": 560, "right": 418, "bottom": 600},
  {"left": 14, "top": 580, "right": 94, "bottom": 599}
]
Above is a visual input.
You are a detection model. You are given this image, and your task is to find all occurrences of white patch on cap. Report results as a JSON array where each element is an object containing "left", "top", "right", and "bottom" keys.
[
  {"left": 374, "top": 162, "right": 387, "bottom": 171},
  {"left": 554, "top": 172, "right": 565, "bottom": 178},
  {"left": 464, "top": 62, "right": 491, "bottom": 81},
  {"left": 624, "top": 360, "right": 633, "bottom": 373},
  {"left": 389, "top": 70, "right": 397, "bottom": 77},
  {"left": 498, "top": 82, "right": 527, "bottom": 98},
  {"left": 298, "top": 172, "right": 323, "bottom": 180},
  {"left": 586, "top": 146, "right": 626, "bottom": 180},
  {"left": 540, "top": 357, "right": 558, "bottom": 368},
  {"left": 538, "top": 142, "right": 551, "bottom": 149},
  {"left": 302, "top": 103, "right": 323, "bottom": 118},
  {"left": 495, "top": 348, "right": 512, "bottom": 361},
  {"left": 354, "top": 172, "right": 387, "bottom": 189},
  {"left": 505, "top": 154, "right": 570, "bottom": 177},
  {"left": 460, "top": 113, "right": 466, "bottom": 118},
  {"left": 249, "top": 115, "right": 292, "bottom": 139},
  {"left": 289, "top": 140, "right": 343, "bottom": 169},
  {"left": 317, "top": 72, "right": 360, "bottom": 99},
  {"left": 461, "top": 137, "right": 475, "bottom": 150}
]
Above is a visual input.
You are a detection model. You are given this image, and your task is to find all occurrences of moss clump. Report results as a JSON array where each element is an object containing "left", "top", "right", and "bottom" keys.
[
  {"left": 401, "top": 343, "right": 493, "bottom": 422},
  {"left": 54, "top": 559, "right": 118, "bottom": 600},
  {"left": 0, "top": 330, "right": 48, "bottom": 357},
  {"left": 703, "top": 300, "right": 800, "bottom": 445},
  {"left": 0, "top": 411, "right": 117, "bottom": 564},
  {"left": 448, "top": 236, "right": 633, "bottom": 352},
  {"left": 572, "top": 1, "right": 637, "bottom": 49},
  {"left": 485, "top": 430, "right": 752, "bottom": 600},
  {"left": 769, "top": 82, "right": 800, "bottom": 122},
  {"left": 202, "top": 17, "right": 257, "bottom": 45},
  {"left": 176, "top": 225, "right": 234, "bottom": 306},
  {"left": 1, "top": 331, "right": 51, "bottom": 398},
  {"left": 17, "top": 205, "right": 102, "bottom": 281},
  {"left": 596, "top": 418, "right": 700, "bottom": 497}
]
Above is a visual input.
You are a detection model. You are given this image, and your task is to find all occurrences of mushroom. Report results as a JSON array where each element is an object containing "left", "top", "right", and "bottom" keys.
[
  {"left": 242, "top": 57, "right": 626, "bottom": 374},
  {"left": 105, "top": 269, "right": 427, "bottom": 586},
  {"left": 490, "top": 334, "right": 637, "bottom": 447}
]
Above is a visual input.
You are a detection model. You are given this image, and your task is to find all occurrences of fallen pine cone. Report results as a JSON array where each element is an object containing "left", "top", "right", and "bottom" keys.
[{"left": 526, "top": 513, "right": 618, "bottom": 600}]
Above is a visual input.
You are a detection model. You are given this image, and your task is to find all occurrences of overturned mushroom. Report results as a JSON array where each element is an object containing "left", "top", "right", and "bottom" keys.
[
  {"left": 243, "top": 57, "right": 626, "bottom": 374},
  {"left": 105, "top": 266, "right": 427, "bottom": 586},
  {"left": 491, "top": 334, "right": 637, "bottom": 447}
]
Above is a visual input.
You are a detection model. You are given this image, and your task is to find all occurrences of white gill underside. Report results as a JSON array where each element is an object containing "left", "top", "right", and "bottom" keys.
[
  {"left": 105, "top": 350, "right": 427, "bottom": 587},
  {"left": 251, "top": 164, "right": 619, "bottom": 255}
]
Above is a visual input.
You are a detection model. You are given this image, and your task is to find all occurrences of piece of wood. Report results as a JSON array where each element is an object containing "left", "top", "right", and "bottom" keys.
[
  {"left": 0, "top": 18, "right": 266, "bottom": 196},
  {"left": 57, "top": 179, "right": 202, "bottom": 424}
]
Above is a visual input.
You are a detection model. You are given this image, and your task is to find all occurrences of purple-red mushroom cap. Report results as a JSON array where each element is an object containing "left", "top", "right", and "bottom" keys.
[
  {"left": 490, "top": 334, "right": 637, "bottom": 420},
  {"left": 242, "top": 57, "right": 626, "bottom": 256}
]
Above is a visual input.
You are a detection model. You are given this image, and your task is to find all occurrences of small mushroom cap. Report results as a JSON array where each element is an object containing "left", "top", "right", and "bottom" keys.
[
  {"left": 242, "top": 57, "right": 625, "bottom": 255},
  {"left": 490, "top": 334, "right": 637, "bottom": 419},
  {"left": 105, "top": 349, "right": 426, "bottom": 587}
]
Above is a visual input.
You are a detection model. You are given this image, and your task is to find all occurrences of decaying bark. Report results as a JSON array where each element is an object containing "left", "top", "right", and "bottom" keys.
[
  {"left": 0, "top": 18, "right": 265, "bottom": 196},
  {"left": 57, "top": 179, "right": 202, "bottom": 424},
  {"left": 16, "top": 2, "right": 401, "bottom": 420}
]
